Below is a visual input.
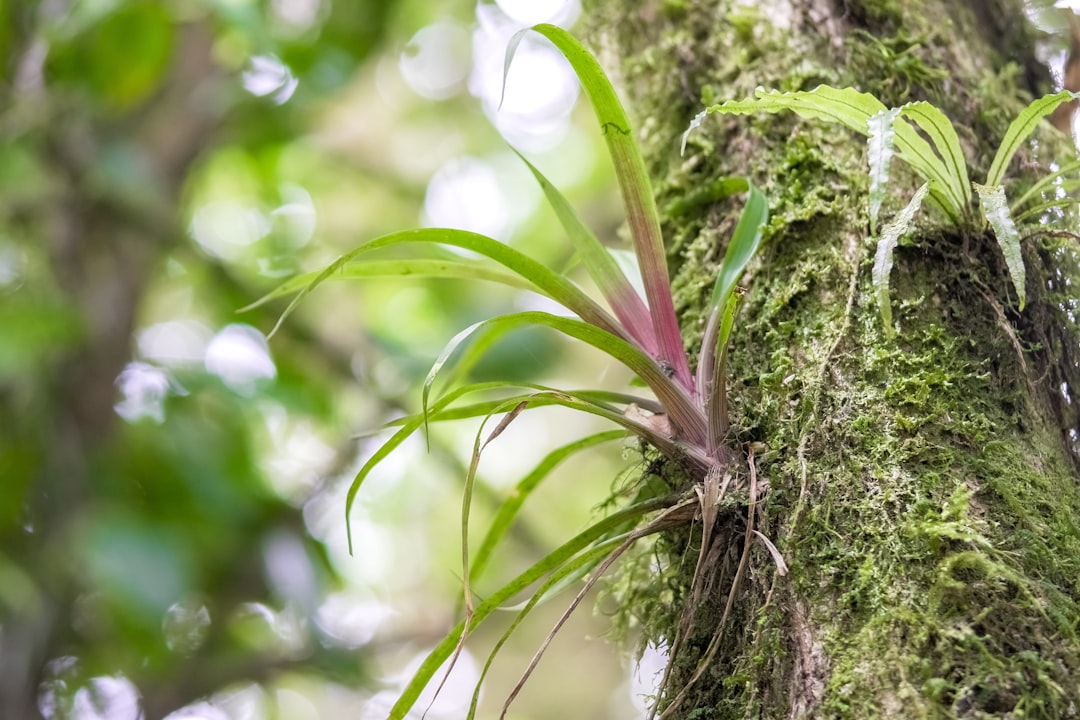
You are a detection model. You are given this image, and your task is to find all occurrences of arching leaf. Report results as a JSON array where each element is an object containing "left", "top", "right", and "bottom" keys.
[
  {"left": 387, "top": 495, "right": 672, "bottom": 720},
  {"left": 987, "top": 89, "right": 1080, "bottom": 188},
  {"left": 510, "top": 24, "right": 692, "bottom": 389},
  {"left": 690, "top": 86, "right": 964, "bottom": 218},
  {"left": 514, "top": 149, "right": 657, "bottom": 354},
  {"left": 256, "top": 228, "right": 623, "bottom": 341},
  {"left": 421, "top": 311, "right": 706, "bottom": 447},
  {"left": 240, "top": 258, "right": 537, "bottom": 310},
  {"left": 470, "top": 430, "right": 627, "bottom": 585},
  {"left": 898, "top": 101, "right": 970, "bottom": 214}
]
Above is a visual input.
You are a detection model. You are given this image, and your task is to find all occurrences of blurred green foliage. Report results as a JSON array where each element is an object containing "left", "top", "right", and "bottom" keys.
[
  {"left": 0, "top": 0, "right": 642, "bottom": 717},
  {"left": 0, "top": 1, "right": 403, "bottom": 717}
]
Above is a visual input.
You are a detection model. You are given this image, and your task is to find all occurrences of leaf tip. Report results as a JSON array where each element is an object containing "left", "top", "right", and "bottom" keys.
[
  {"left": 681, "top": 110, "right": 707, "bottom": 156},
  {"left": 500, "top": 28, "right": 532, "bottom": 112},
  {"left": 265, "top": 316, "right": 285, "bottom": 341}
]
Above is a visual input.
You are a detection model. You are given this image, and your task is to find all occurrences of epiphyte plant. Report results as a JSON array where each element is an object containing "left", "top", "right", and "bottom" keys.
[
  {"left": 249, "top": 23, "right": 769, "bottom": 720},
  {"left": 683, "top": 85, "right": 1080, "bottom": 334}
]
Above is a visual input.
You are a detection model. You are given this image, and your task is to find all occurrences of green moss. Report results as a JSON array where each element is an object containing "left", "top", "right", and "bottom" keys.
[
  {"left": 847, "top": 30, "right": 949, "bottom": 106},
  {"left": 588, "top": 0, "right": 1080, "bottom": 716}
]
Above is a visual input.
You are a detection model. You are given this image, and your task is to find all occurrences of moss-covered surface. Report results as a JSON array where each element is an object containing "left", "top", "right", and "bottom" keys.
[{"left": 590, "top": 0, "right": 1080, "bottom": 716}]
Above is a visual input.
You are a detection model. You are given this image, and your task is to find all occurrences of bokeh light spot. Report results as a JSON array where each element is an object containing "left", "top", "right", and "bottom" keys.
[
  {"left": 204, "top": 324, "right": 277, "bottom": 395},
  {"left": 399, "top": 21, "right": 472, "bottom": 100}
]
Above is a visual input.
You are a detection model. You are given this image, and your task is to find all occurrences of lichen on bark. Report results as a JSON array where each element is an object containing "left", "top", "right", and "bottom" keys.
[{"left": 589, "top": 0, "right": 1080, "bottom": 717}]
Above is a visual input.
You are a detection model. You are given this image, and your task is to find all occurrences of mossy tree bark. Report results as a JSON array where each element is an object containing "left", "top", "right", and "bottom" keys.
[{"left": 593, "top": 1, "right": 1080, "bottom": 716}]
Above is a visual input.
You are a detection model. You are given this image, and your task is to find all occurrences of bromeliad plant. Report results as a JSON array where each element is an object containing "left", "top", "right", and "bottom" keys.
[
  {"left": 683, "top": 85, "right": 1080, "bottom": 334},
  {"left": 248, "top": 23, "right": 769, "bottom": 720}
]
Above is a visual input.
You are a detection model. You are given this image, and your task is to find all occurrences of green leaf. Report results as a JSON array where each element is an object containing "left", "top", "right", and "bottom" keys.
[
  {"left": 385, "top": 389, "right": 662, "bottom": 427},
  {"left": 467, "top": 532, "right": 630, "bottom": 719},
  {"left": 421, "top": 311, "right": 707, "bottom": 448},
  {"left": 987, "top": 90, "right": 1080, "bottom": 188},
  {"left": 515, "top": 24, "right": 692, "bottom": 389},
  {"left": 345, "top": 380, "right": 649, "bottom": 552},
  {"left": 423, "top": 321, "right": 531, "bottom": 428},
  {"left": 1010, "top": 158, "right": 1080, "bottom": 211},
  {"left": 514, "top": 149, "right": 657, "bottom": 355},
  {"left": 255, "top": 228, "right": 622, "bottom": 341},
  {"left": 707, "top": 290, "right": 743, "bottom": 451},
  {"left": 1013, "top": 196, "right": 1080, "bottom": 223},
  {"left": 898, "top": 101, "right": 971, "bottom": 215},
  {"left": 466, "top": 534, "right": 629, "bottom": 719},
  {"left": 343, "top": 381, "right": 519, "bottom": 552},
  {"left": 383, "top": 382, "right": 676, "bottom": 453},
  {"left": 691, "top": 86, "right": 964, "bottom": 218},
  {"left": 688, "top": 85, "right": 887, "bottom": 137},
  {"left": 873, "top": 183, "right": 929, "bottom": 335},
  {"left": 387, "top": 495, "right": 672, "bottom": 720},
  {"left": 470, "top": 430, "right": 627, "bottom": 586},
  {"left": 460, "top": 398, "right": 533, "bottom": 617},
  {"left": 241, "top": 258, "right": 538, "bottom": 310},
  {"left": 694, "top": 183, "right": 768, "bottom": 453},
  {"left": 867, "top": 107, "right": 900, "bottom": 235},
  {"left": 706, "top": 183, "right": 769, "bottom": 315},
  {"left": 975, "top": 183, "right": 1026, "bottom": 310},
  {"left": 346, "top": 376, "right": 703, "bottom": 560},
  {"left": 891, "top": 125, "right": 962, "bottom": 219}
]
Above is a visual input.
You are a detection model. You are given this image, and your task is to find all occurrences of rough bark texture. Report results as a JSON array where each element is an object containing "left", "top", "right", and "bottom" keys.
[{"left": 593, "top": 1, "right": 1080, "bottom": 717}]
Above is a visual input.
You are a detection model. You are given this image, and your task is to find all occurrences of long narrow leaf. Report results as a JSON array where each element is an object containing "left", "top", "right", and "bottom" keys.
[
  {"left": 432, "top": 318, "right": 534, "bottom": 407},
  {"left": 470, "top": 430, "right": 628, "bottom": 585},
  {"left": 867, "top": 107, "right": 900, "bottom": 235},
  {"left": 706, "top": 290, "right": 742, "bottom": 455},
  {"left": 467, "top": 533, "right": 631, "bottom": 719},
  {"left": 706, "top": 184, "right": 769, "bottom": 317},
  {"left": 387, "top": 495, "right": 673, "bottom": 720},
  {"left": 501, "top": 533, "right": 640, "bottom": 718},
  {"left": 387, "top": 381, "right": 699, "bottom": 467},
  {"left": 873, "top": 183, "right": 930, "bottom": 335},
  {"left": 1014, "top": 196, "right": 1080, "bottom": 223},
  {"left": 461, "top": 399, "right": 532, "bottom": 618},
  {"left": 695, "top": 183, "right": 768, "bottom": 451},
  {"left": 987, "top": 89, "right": 1080, "bottom": 188},
  {"left": 344, "top": 380, "right": 522, "bottom": 552},
  {"left": 421, "top": 311, "right": 706, "bottom": 447},
  {"left": 898, "top": 101, "right": 971, "bottom": 214},
  {"left": 500, "top": 500, "right": 693, "bottom": 719},
  {"left": 514, "top": 149, "right": 657, "bottom": 354},
  {"left": 687, "top": 85, "right": 887, "bottom": 137},
  {"left": 240, "top": 259, "right": 536, "bottom": 311},
  {"left": 383, "top": 389, "right": 663, "bottom": 427},
  {"left": 891, "top": 123, "right": 962, "bottom": 218},
  {"left": 539, "top": 390, "right": 710, "bottom": 470},
  {"left": 975, "top": 182, "right": 1026, "bottom": 310},
  {"left": 515, "top": 24, "right": 692, "bottom": 390},
  {"left": 259, "top": 228, "right": 623, "bottom": 340},
  {"left": 1010, "top": 158, "right": 1080, "bottom": 210},
  {"left": 346, "top": 380, "right": 670, "bottom": 555}
]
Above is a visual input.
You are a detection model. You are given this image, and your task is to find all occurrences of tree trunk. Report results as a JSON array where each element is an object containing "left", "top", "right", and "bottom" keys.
[{"left": 594, "top": 1, "right": 1080, "bottom": 716}]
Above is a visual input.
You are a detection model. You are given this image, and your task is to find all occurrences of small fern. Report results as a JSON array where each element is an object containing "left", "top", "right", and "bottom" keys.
[{"left": 685, "top": 85, "right": 1080, "bottom": 331}]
